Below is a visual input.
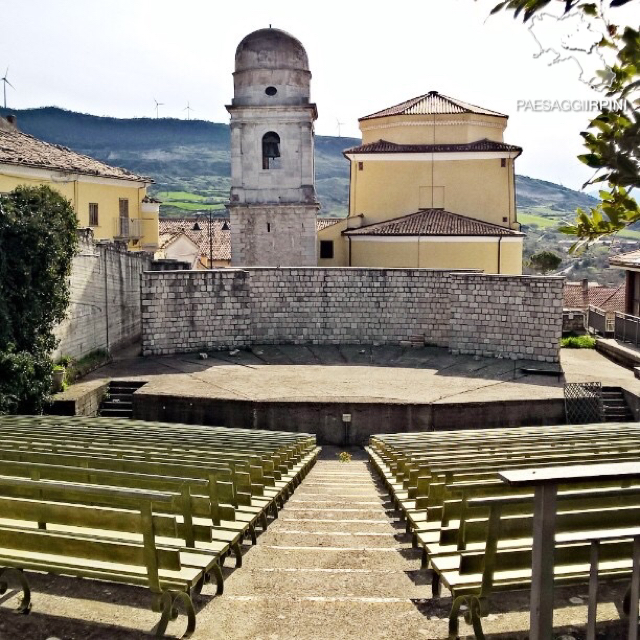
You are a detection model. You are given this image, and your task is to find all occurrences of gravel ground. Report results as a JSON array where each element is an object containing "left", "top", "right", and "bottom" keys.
[{"left": 0, "top": 447, "right": 634, "bottom": 639}]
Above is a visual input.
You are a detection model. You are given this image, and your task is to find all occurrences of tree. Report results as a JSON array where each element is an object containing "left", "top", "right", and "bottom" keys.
[
  {"left": 529, "top": 249, "right": 563, "bottom": 273},
  {"left": 486, "top": 1, "right": 639, "bottom": 248},
  {"left": 0, "top": 185, "right": 77, "bottom": 413}
]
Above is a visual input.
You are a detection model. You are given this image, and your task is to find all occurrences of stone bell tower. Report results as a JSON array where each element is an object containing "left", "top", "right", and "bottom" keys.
[{"left": 227, "top": 28, "right": 319, "bottom": 266}]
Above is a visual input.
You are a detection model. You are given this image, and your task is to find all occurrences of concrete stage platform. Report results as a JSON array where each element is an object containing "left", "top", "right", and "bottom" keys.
[{"left": 80, "top": 345, "right": 640, "bottom": 444}]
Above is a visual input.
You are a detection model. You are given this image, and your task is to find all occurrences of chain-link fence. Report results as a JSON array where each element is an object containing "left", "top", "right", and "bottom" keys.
[{"left": 564, "top": 382, "right": 603, "bottom": 424}]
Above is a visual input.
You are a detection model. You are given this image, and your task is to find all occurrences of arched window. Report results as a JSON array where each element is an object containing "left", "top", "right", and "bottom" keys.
[{"left": 262, "top": 132, "right": 281, "bottom": 170}]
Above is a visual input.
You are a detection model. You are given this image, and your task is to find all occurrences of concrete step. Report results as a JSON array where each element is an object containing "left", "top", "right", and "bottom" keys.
[
  {"left": 99, "top": 408, "right": 133, "bottom": 418},
  {"left": 221, "top": 567, "right": 432, "bottom": 598}
]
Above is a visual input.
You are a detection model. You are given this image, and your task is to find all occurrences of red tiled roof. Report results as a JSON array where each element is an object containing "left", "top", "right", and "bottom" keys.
[
  {"left": 360, "top": 91, "right": 507, "bottom": 121},
  {"left": 159, "top": 218, "right": 231, "bottom": 261},
  {"left": 317, "top": 218, "right": 341, "bottom": 231},
  {"left": 610, "top": 250, "right": 640, "bottom": 269},
  {"left": 563, "top": 283, "right": 625, "bottom": 312},
  {"left": 0, "top": 121, "right": 151, "bottom": 183},
  {"left": 344, "top": 138, "right": 522, "bottom": 157},
  {"left": 343, "top": 209, "right": 523, "bottom": 237},
  {"left": 159, "top": 217, "right": 341, "bottom": 261}
]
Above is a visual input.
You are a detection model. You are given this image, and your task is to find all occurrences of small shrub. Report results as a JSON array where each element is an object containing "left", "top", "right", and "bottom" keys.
[
  {"left": 338, "top": 451, "right": 352, "bottom": 463},
  {"left": 561, "top": 336, "right": 596, "bottom": 349},
  {"left": 64, "top": 349, "right": 111, "bottom": 384}
]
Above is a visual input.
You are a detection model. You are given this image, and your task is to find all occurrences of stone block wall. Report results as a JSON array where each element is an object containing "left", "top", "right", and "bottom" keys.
[
  {"left": 53, "top": 229, "right": 152, "bottom": 360},
  {"left": 142, "top": 268, "right": 458, "bottom": 355},
  {"left": 142, "top": 270, "right": 252, "bottom": 355},
  {"left": 141, "top": 268, "right": 563, "bottom": 362},
  {"left": 449, "top": 273, "right": 564, "bottom": 362}
]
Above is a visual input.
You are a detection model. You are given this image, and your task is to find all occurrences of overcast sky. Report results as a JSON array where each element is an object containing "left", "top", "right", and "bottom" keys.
[{"left": 0, "top": 0, "right": 637, "bottom": 190}]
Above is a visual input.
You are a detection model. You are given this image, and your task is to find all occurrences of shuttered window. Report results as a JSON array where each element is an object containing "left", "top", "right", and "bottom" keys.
[{"left": 89, "top": 203, "right": 99, "bottom": 226}]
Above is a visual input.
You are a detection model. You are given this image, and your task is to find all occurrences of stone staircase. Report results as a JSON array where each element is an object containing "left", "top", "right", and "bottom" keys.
[
  {"left": 601, "top": 386, "right": 634, "bottom": 422},
  {"left": 98, "top": 380, "right": 145, "bottom": 419}
]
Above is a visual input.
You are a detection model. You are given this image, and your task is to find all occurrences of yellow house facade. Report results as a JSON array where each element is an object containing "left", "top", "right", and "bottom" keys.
[
  {"left": 0, "top": 115, "right": 159, "bottom": 251},
  {"left": 318, "top": 91, "right": 524, "bottom": 274}
]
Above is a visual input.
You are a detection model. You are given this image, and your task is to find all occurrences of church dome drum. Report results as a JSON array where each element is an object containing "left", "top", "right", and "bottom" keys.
[{"left": 232, "top": 28, "right": 311, "bottom": 106}]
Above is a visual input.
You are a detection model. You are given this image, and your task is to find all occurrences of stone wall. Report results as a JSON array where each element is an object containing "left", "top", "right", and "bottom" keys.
[
  {"left": 449, "top": 273, "right": 564, "bottom": 362},
  {"left": 141, "top": 268, "right": 563, "bottom": 362},
  {"left": 53, "top": 229, "right": 152, "bottom": 360},
  {"left": 141, "top": 268, "right": 455, "bottom": 355}
]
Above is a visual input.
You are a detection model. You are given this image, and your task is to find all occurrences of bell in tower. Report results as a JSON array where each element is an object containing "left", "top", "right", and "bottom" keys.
[{"left": 227, "top": 28, "right": 319, "bottom": 266}]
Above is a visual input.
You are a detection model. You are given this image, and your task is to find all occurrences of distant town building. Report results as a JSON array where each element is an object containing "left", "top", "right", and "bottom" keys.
[
  {"left": 318, "top": 92, "right": 524, "bottom": 273},
  {"left": 610, "top": 250, "right": 640, "bottom": 316},
  {"left": 159, "top": 217, "right": 339, "bottom": 269},
  {"left": 227, "top": 28, "right": 319, "bottom": 266},
  {"left": 0, "top": 115, "right": 159, "bottom": 251}
]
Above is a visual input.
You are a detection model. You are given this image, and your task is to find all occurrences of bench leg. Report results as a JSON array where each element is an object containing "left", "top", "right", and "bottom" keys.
[
  {"left": 431, "top": 571, "right": 441, "bottom": 597},
  {"left": 0, "top": 567, "right": 31, "bottom": 614},
  {"left": 248, "top": 524, "right": 257, "bottom": 545},
  {"left": 209, "top": 562, "right": 224, "bottom": 596},
  {"left": 421, "top": 547, "right": 429, "bottom": 570},
  {"left": 153, "top": 590, "right": 196, "bottom": 638},
  {"left": 232, "top": 541, "right": 243, "bottom": 568},
  {"left": 261, "top": 511, "right": 269, "bottom": 531},
  {"left": 448, "top": 594, "right": 485, "bottom": 640}
]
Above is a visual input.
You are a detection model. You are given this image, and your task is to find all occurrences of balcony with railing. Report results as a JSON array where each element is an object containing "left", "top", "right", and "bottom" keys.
[{"left": 113, "top": 218, "right": 142, "bottom": 241}]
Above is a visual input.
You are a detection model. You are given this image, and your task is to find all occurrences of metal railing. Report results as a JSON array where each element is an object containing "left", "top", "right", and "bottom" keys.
[
  {"left": 615, "top": 311, "right": 640, "bottom": 346},
  {"left": 113, "top": 218, "right": 142, "bottom": 240},
  {"left": 587, "top": 306, "right": 608, "bottom": 336}
]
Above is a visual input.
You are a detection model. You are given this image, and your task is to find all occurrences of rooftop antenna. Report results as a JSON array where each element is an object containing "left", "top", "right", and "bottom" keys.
[
  {"left": 153, "top": 98, "right": 164, "bottom": 119},
  {"left": 183, "top": 101, "right": 195, "bottom": 120},
  {"left": 336, "top": 118, "right": 345, "bottom": 138},
  {"left": 1, "top": 67, "right": 15, "bottom": 109}
]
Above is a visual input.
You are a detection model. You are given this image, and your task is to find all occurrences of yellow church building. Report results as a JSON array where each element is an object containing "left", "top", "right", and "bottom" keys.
[
  {"left": 318, "top": 91, "right": 524, "bottom": 273},
  {"left": 0, "top": 115, "right": 159, "bottom": 251}
]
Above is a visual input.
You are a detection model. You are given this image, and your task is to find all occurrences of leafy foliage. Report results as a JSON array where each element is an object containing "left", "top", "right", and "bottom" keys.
[
  {"left": 561, "top": 335, "right": 597, "bottom": 348},
  {"left": 0, "top": 185, "right": 77, "bottom": 413},
  {"left": 528, "top": 250, "right": 563, "bottom": 273},
  {"left": 487, "top": 1, "right": 640, "bottom": 247}
]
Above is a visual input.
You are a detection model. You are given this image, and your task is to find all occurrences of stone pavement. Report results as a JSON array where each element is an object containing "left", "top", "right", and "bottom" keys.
[{"left": 80, "top": 345, "right": 640, "bottom": 406}]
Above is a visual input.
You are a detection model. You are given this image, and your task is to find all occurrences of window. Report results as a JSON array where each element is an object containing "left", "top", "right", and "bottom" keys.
[
  {"left": 118, "top": 198, "right": 130, "bottom": 237},
  {"left": 501, "top": 158, "right": 507, "bottom": 168},
  {"left": 320, "top": 240, "right": 334, "bottom": 259},
  {"left": 267, "top": 222, "right": 272, "bottom": 233},
  {"left": 265, "top": 86, "right": 277, "bottom": 96},
  {"left": 262, "top": 132, "right": 281, "bottom": 170},
  {"left": 89, "top": 203, "right": 99, "bottom": 226},
  {"left": 358, "top": 162, "right": 364, "bottom": 171}
]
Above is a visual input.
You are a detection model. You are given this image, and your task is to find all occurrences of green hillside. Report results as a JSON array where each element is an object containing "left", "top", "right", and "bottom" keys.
[{"left": 2, "top": 106, "right": 634, "bottom": 284}]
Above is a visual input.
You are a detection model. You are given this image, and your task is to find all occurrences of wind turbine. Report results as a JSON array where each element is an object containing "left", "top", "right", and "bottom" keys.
[
  {"left": 183, "top": 102, "right": 195, "bottom": 120},
  {"left": 1, "top": 67, "right": 15, "bottom": 109},
  {"left": 153, "top": 98, "right": 164, "bottom": 119},
  {"left": 336, "top": 118, "right": 345, "bottom": 137}
]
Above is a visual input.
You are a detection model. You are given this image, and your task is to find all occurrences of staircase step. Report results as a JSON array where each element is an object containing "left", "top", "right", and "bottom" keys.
[
  {"left": 100, "top": 408, "right": 133, "bottom": 418},
  {"left": 102, "top": 400, "right": 132, "bottom": 409}
]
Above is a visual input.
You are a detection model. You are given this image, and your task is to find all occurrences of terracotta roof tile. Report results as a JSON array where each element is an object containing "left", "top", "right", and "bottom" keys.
[
  {"left": 610, "top": 250, "right": 640, "bottom": 269},
  {"left": 159, "top": 218, "right": 231, "bottom": 261},
  {"left": 344, "top": 138, "right": 522, "bottom": 156},
  {"left": 563, "top": 283, "right": 625, "bottom": 312},
  {"left": 343, "top": 209, "right": 523, "bottom": 237},
  {"left": 360, "top": 91, "right": 507, "bottom": 121},
  {"left": 0, "top": 125, "right": 151, "bottom": 182},
  {"left": 158, "top": 217, "right": 339, "bottom": 262}
]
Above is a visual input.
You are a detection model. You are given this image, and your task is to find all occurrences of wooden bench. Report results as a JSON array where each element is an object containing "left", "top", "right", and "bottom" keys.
[
  {"left": 0, "top": 416, "right": 320, "bottom": 637},
  {"left": 367, "top": 425, "right": 640, "bottom": 640},
  {"left": 0, "top": 477, "right": 209, "bottom": 638}
]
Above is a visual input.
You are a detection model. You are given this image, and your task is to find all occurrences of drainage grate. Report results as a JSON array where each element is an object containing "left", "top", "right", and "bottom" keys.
[{"left": 564, "top": 382, "right": 604, "bottom": 424}]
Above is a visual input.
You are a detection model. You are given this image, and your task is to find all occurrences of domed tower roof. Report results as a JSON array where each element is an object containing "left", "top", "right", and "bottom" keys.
[{"left": 235, "top": 28, "right": 309, "bottom": 73}]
